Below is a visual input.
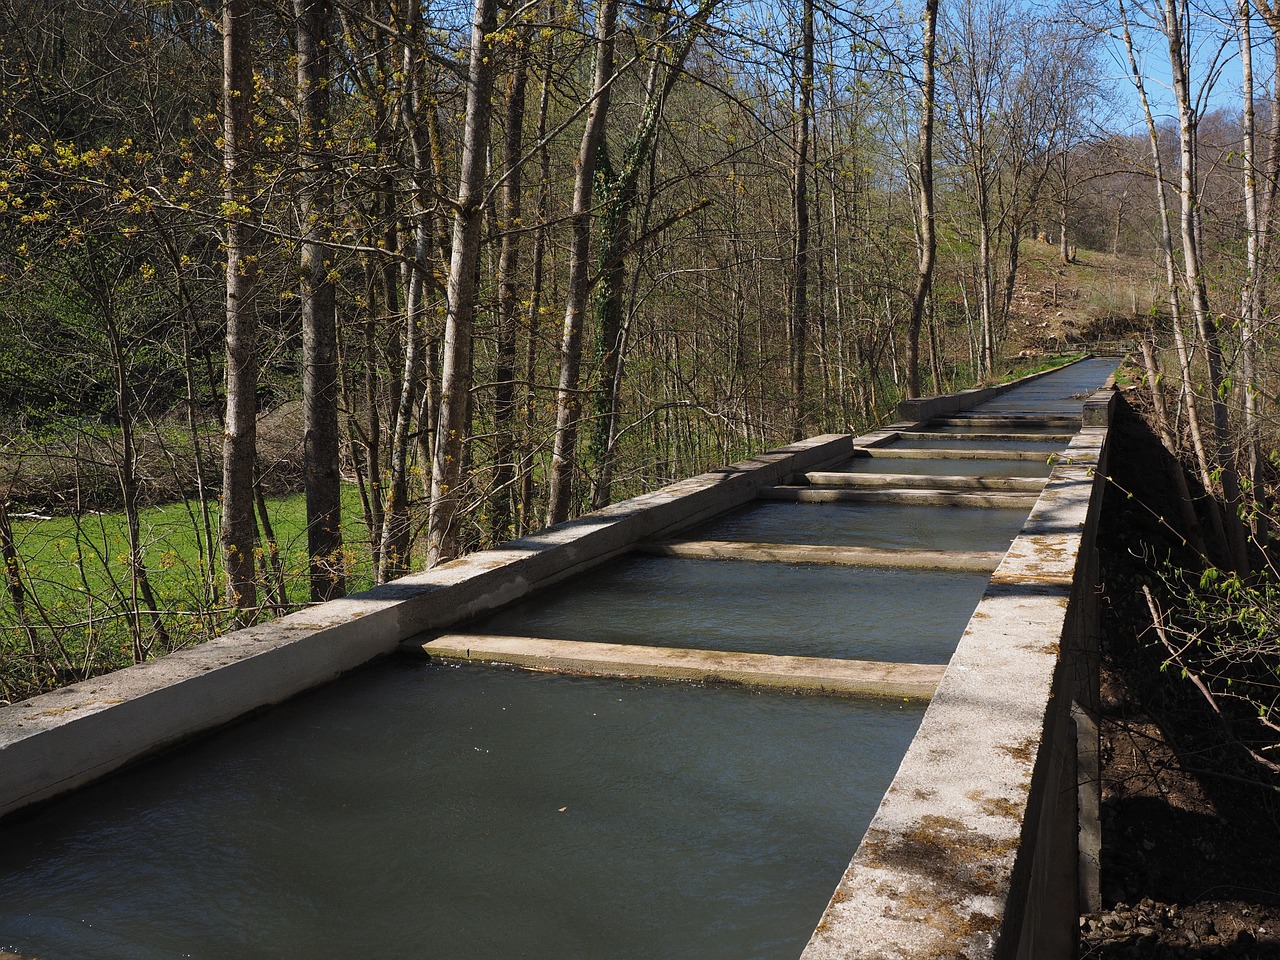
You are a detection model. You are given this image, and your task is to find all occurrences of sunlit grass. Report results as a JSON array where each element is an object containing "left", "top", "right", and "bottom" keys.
[{"left": 1, "top": 485, "right": 378, "bottom": 702}]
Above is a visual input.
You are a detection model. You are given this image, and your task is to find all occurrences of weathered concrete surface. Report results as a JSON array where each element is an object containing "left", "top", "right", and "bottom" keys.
[
  {"left": 855, "top": 447, "right": 1058, "bottom": 462},
  {"left": 762, "top": 486, "right": 1040, "bottom": 509},
  {"left": 0, "top": 434, "right": 858, "bottom": 821},
  {"left": 421, "top": 634, "right": 947, "bottom": 699},
  {"left": 801, "top": 389, "right": 1114, "bottom": 960},
  {"left": 929, "top": 417, "right": 1078, "bottom": 429},
  {"left": 805, "top": 472, "right": 1046, "bottom": 493},
  {"left": 894, "top": 431, "right": 1074, "bottom": 444},
  {"left": 638, "top": 540, "right": 1005, "bottom": 573}
]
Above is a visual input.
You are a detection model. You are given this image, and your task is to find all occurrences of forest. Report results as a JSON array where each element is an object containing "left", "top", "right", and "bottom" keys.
[{"left": 0, "top": 0, "right": 1276, "bottom": 724}]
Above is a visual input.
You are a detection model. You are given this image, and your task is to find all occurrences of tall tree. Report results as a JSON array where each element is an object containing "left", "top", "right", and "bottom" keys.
[
  {"left": 905, "top": 0, "right": 938, "bottom": 400},
  {"left": 546, "top": 0, "right": 620, "bottom": 526},
  {"left": 586, "top": 0, "right": 719, "bottom": 509},
  {"left": 221, "top": 0, "right": 259, "bottom": 619},
  {"left": 789, "top": 0, "right": 814, "bottom": 439},
  {"left": 490, "top": 24, "right": 532, "bottom": 542},
  {"left": 427, "top": 0, "right": 500, "bottom": 564},
  {"left": 294, "top": 0, "right": 345, "bottom": 601},
  {"left": 1160, "top": 0, "right": 1250, "bottom": 570}
]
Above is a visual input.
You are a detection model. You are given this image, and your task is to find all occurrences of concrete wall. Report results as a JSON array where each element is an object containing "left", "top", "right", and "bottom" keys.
[
  {"left": 0, "top": 433, "right": 859, "bottom": 822},
  {"left": 801, "top": 389, "right": 1115, "bottom": 960}
]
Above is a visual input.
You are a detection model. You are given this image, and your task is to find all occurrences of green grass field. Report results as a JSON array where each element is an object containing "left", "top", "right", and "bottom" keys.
[{"left": 1, "top": 485, "right": 380, "bottom": 702}]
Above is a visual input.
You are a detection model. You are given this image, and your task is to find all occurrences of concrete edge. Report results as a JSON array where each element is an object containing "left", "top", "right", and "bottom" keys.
[
  {"left": 854, "top": 447, "right": 1058, "bottom": 462},
  {"left": 803, "top": 472, "right": 1047, "bottom": 493},
  {"left": 800, "top": 387, "right": 1114, "bottom": 960},
  {"left": 894, "top": 432, "right": 1076, "bottom": 444},
  {"left": 0, "top": 431, "right": 866, "bottom": 821},
  {"left": 762, "top": 487, "right": 1040, "bottom": 509},
  {"left": 421, "top": 634, "right": 947, "bottom": 700},
  {"left": 637, "top": 540, "right": 1006, "bottom": 573}
]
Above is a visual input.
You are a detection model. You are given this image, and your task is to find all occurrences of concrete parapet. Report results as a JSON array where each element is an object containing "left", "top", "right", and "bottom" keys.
[
  {"left": 801, "top": 389, "right": 1113, "bottom": 960},
  {"left": 0, "top": 434, "right": 855, "bottom": 822}
]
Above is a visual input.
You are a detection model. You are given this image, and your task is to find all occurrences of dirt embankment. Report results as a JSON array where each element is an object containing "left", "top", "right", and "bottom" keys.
[{"left": 1080, "top": 398, "right": 1280, "bottom": 959}]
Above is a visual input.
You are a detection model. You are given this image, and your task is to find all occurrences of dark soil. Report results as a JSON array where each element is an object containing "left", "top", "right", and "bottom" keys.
[{"left": 1080, "top": 396, "right": 1280, "bottom": 959}]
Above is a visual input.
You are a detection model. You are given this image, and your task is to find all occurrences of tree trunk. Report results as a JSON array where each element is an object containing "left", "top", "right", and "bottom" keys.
[
  {"left": 221, "top": 0, "right": 259, "bottom": 620},
  {"left": 521, "top": 56, "right": 553, "bottom": 532},
  {"left": 1238, "top": 0, "right": 1264, "bottom": 530},
  {"left": 491, "top": 27, "right": 530, "bottom": 542},
  {"left": 587, "top": 0, "right": 718, "bottom": 509},
  {"left": 378, "top": 0, "right": 431, "bottom": 581},
  {"left": 1118, "top": 0, "right": 1226, "bottom": 557},
  {"left": 427, "top": 0, "right": 499, "bottom": 565},
  {"left": 905, "top": 0, "right": 938, "bottom": 400},
  {"left": 1162, "top": 0, "right": 1250, "bottom": 571},
  {"left": 789, "top": 0, "right": 814, "bottom": 440},
  {"left": 294, "top": 0, "right": 345, "bottom": 602},
  {"left": 546, "top": 0, "right": 619, "bottom": 526}
]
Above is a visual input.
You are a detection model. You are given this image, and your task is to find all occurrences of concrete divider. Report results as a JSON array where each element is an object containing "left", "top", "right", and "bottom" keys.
[
  {"left": 804, "top": 471, "right": 1046, "bottom": 493},
  {"left": 0, "top": 433, "right": 857, "bottom": 821},
  {"left": 762, "top": 486, "right": 1040, "bottom": 509},
  {"left": 638, "top": 539, "right": 1006, "bottom": 572},
  {"left": 420, "top": 634, "right": 947, "bottom": 700},
  {"left": 801, "top": 389, "right": 1115, "bottom": 960}
]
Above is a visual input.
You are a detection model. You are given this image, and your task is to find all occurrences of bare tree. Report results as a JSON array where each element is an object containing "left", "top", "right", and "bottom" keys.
[
  {"left": 427, "top": 0, "right": 500, "bottom": 564},
  {"left": 295, "top": 0, "right": 344, "bottom": 601},
  {"left": 221, "top": 0, "right": 258, "bottom": 619},
  {"left": 546, "top": 0, "right": 619, "bottom": 526},
  {"left": 906, "top": 0, "right": 938, "bottom": 399}
]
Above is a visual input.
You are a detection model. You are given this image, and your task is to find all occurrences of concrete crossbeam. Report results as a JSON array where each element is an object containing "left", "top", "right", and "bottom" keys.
[
  {"left": 804, "top": 471, "right": 1046, "bottom": 493},
  {"left": 854, "top": 446, "right": 1057, "bottom": 462},
  {"left": 929, "top": 416, "right": 1077, "bottom": 429},
  {"left": 761, "top": 486, "right": 1040, "bottom": 509},
  {"left": 421, "top": 633, "right": 947, "bottom": 700},
  {"left": 636, "top": 539, "right": 1006, "bottom": 572},
  {"left": 894, "top": 431, "right": 1074, "bottom": 443}
]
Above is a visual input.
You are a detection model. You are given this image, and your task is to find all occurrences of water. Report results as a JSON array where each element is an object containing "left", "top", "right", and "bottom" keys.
[
  {"left": 466, "top": 554, "right": 989, "bottom": 663},
  {"left": 685, "top": 500, "right": 1031, "bottom": 551},
  {"left": 0, "top": 662, "right": 925, "bottom": 960},
  {"left": 969, "top": 358, "right": 1120, "bottom": 416},
  {"left": 836, "top": 456, "right": 1053, "bottom": 478}
]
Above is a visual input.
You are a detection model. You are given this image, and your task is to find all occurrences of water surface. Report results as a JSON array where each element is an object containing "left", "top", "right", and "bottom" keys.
[
  {"left": 469, "top": 554, "right": 988, "bottom": 662},
  {"left": 0, "top": 663, "right": 925, "bottom": 960},
  {"left": 836, "top": 456, "right": 1053, "bottom": 478},
  {"left": 686, "top": 500, "right": 1030, "bottom": 551}
]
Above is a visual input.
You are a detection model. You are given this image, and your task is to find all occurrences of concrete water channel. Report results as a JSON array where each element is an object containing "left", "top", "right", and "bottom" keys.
[{"left": 0, "top": 357, "right": 1119, "bottom": 960}]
